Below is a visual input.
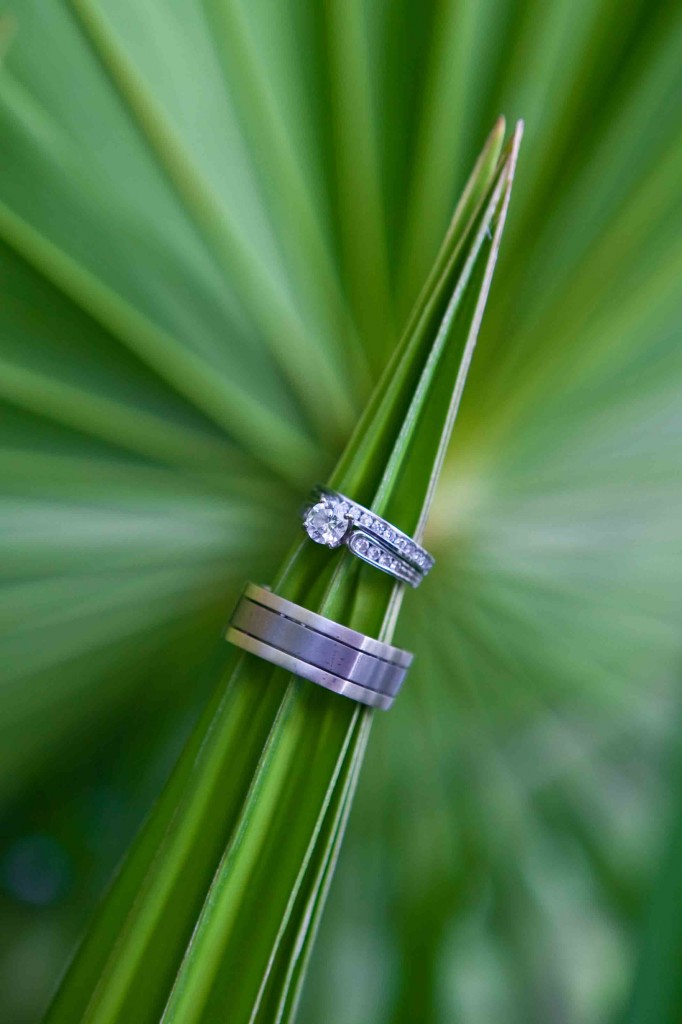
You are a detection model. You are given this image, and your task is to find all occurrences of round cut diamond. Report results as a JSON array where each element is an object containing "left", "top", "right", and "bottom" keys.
[{"left": 304, "top": 498, "right": 349, "bottom": 547}]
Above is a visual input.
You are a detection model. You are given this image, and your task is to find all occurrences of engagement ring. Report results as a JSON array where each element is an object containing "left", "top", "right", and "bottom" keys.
[{"left": 302, "top": 487, "right": 434, "bottom": 587}]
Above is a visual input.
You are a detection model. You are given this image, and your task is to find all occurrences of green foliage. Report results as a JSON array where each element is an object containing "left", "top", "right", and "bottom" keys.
[
  {"left": 43, "top": 112, "right": 522, "bottom": 1024},
  {"left": 0, "top": 2, "right": 680, "bottom": 1023}
]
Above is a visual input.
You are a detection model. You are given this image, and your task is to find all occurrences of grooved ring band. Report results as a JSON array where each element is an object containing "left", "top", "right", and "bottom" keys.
[{"left": 225, "top": 583, "right": 413, "bottom": 710}]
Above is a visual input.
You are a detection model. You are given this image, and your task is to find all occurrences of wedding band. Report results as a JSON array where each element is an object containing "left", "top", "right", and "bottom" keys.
[
  {"left": 302, "top": 486, "right": 434, "bottom": 587},
  {"left": 225, "top": 583, "right": 413, "bottom": 710}
]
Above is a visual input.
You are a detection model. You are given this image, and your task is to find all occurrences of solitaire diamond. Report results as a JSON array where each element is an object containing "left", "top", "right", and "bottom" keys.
[{"left": 304, "top": 498, "right": 350, "bottom": 548}]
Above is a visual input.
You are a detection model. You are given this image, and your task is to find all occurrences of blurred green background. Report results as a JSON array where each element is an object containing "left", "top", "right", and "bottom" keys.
[{"left": 1, "top": 1, "right": 681, "bottom": 1022}]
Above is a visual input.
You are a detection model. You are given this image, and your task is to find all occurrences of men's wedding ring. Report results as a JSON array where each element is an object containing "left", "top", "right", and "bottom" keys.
[
  {"left": 225, "top": 583, "right": 413, "bottom": 710},
  {"left": 302, "top": 486, "right": 434, "bottom": 587}
]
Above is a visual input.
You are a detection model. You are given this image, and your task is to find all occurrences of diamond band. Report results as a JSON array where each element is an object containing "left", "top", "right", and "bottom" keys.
[
  {"left": 302, "top": 487, "right": 434, "bottom": 587},
  {"left": 348, "top": 531, "right": 423, "bottom": 587}
]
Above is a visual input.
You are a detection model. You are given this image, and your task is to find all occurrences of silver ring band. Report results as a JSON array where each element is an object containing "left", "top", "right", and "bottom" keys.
[
  {"left": 225, "top": 583, "right": 413, "bottom": 710},
  {"left": 302, "top": 487, "right": 434, "bottom": 587}
]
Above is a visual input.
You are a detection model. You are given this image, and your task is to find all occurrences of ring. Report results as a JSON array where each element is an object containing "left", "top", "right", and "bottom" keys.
[
  {"left": 225, "top": 583, "right": 413, "bottom": 710},
  {"left": 302, "top": 486, "right": 434, "bottom": 587}
]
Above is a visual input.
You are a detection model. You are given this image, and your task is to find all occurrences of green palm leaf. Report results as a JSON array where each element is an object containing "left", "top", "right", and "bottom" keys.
[
  {"left": 44, "top": 120, "right": 521, "bottom": 1024},
  {"left": 0, "top": 2, "right": 680, "bottom": 1023}
]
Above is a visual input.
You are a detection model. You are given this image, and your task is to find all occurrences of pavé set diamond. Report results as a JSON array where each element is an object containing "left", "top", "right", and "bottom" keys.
[{"left": 302, "top": 488, "right": 433, "bottom": 587}]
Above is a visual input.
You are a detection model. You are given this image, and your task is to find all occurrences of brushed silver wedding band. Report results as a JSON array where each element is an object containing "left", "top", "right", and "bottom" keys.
[{"left": 225, "top": 583, "right": 413, "bottom": 710}]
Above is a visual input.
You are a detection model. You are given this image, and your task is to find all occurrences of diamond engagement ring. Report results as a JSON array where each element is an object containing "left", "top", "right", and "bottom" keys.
[
  {"left": 302, "top": 486, "right": 434, "bottom": 587},
  {"left": 226, "top": 583, "right": 413, "bottom": 709}
]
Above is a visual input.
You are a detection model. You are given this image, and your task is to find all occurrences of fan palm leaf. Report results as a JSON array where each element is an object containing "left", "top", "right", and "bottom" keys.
[{"left": 0, "top": 2, "right": 680, "bottom": 1023}]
